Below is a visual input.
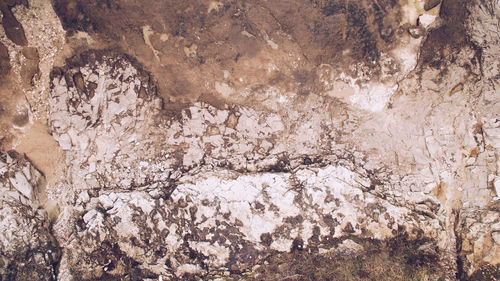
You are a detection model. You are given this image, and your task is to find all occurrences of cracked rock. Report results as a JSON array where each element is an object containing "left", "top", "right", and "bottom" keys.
[
  {"left": 49, "top": 51, "right": 454, "bottom": 280},
  {"left": 0, "top": 0, "right": 498, "bottom": 280},
  {"left": 0, "top": 151, "right": 60, "bottom": 281}
]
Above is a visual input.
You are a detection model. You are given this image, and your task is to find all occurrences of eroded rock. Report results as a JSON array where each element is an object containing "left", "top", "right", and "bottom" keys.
[
  {"left": 0, "top": 42, "right": 10, "bottom": 78},
  {"left": 49, "top": 51, "right": 456, "bottom": 280},
  {"left": 20, "top": 46, "right": 40, "bottom": 87},
  {"left": 59, "top": 165, "right": 445, "bottom": 279},
  {"left": 0, "top": 151, "right": 60, "bottom": 281},
  {"left": 0, "top": 0, "right": 497, "bottom": 280},
  {"left": 0, "top": 2, "right": 28, "bottom": 46}
]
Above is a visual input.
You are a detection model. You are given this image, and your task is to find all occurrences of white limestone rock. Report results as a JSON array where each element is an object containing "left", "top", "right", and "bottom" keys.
[
  {"left": 0, "top": 151, "right": 60, "bottom": 281},
  {"left": 48, "top": 51, "right": 456, "bottom": 280},
  {"left": 44, "top": 0, "right": 500, "bottom": 279}
]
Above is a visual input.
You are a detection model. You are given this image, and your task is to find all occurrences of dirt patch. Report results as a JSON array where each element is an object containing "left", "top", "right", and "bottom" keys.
[
  {"left": 241, "top": 235, "right": 445, "bottom": 281},
  {"left": 0, "top": 42, "right": 11, "bottom": 78},
  {"left": 51, "top": 0, "right": 406, "bottom": 107},
  {"left": 14, "top": 121, "right": 65, "bottom": 188},
  {"left": 419, "top": 0, "right": 473, "bottom": 69},
  {"left": 468, "top": 264, "right": 500, "bottom": 281},
  {"left": 0, "top": 80, "right": 26, "bottom": 149}
]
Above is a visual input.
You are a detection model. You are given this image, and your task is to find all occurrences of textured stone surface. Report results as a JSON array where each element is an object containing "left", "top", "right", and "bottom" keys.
[
  {"left": 0, "top": 151, "right": 60, "bottom": 281},
  {"left": 0, "top": 0, "right": 499, "bottom": 280}
]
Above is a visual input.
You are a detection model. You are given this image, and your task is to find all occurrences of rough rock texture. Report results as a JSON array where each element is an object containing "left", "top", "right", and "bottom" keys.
[
  {"left": 51, "top": 0, "right": 434, "bottom": 107},
  {"left": 0, "top": 0, "right": 499, "bottom": 280},
  {"left": 0, "top": 0, "right": 65, "bottom": 149},
  {"left": 0, "top": 151, "right": 60, "bottom": 281}
]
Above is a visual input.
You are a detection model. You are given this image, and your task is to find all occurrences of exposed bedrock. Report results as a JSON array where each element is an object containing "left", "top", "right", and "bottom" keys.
[{"left": 0, "top": 0, "right": 498, "bottom": 280}]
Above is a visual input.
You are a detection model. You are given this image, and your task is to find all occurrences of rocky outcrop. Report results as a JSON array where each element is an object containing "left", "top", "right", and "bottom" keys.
[
  {"left": 0, "top": 151, "right": 60, "bottom": 281},
  {"left": 48, "top": 50, "right": 452, "bottom": 279},
  {"left": 454, "top": 1, "right": 500, "bottom": 277},
  {"left": 0, "top": 0, "right": 498, "bottom": 280},
  {"left": 0, "top": 1, "right": 28, "bottom": 46},
  {"left": 0, "top": 42, "right": 10, "bottom": 79}
]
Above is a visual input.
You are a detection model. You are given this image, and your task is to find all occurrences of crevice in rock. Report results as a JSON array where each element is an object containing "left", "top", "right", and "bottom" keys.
[{"left": 454, "top": 209, "right": 465, "bottom": 281}]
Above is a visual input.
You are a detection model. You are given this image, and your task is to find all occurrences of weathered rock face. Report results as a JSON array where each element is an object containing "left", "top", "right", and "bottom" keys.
[
  {"left": 51, "top": 0, "right": 437, "bottom": 108},
  {"left": 0, "top": 0, "right": 499, "bottom": 280},
  {"left": 47, "top": 49, "right": 457, "bottom": 278},
  {"left": 0, "top": 151, "right": 60, "bottom": 281},
  {"left": 48, "top": 52, "right": 166, "bottom": 191},
  {"left": 0, "top": 0, "right": 64, "bottom": 148},
  {"left": 0, "top": 42, "right": 10, "bottom": 79},
  {"left": 0, "top": 1, "right": 28, "bottom": 46}
]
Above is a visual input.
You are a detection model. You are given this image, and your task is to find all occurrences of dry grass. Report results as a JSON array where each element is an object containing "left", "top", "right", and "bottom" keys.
[{"left": 243, "top": 235, "right": 446, "bottom": 281}]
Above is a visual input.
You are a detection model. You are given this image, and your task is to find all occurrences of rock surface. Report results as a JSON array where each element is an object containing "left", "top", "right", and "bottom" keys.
[
  {"left": 0, "top": 151, "right": 60, "bottom": 281},
  {"left": 0, "top": 0, "right": 499, "bottom": 280}
]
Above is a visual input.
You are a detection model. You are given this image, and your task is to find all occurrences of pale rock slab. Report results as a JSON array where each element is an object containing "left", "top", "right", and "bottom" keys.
[{"left": 0, "top": 151, "right": 60, "bottom": 281}]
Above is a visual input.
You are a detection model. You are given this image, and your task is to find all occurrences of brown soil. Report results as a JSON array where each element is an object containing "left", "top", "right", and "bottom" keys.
[
  {"left": 14, "top": 121, "right": 65, "bottom": 188},
  {"left": 52, "top": 0, "right": 406, "bottom": 108}
]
